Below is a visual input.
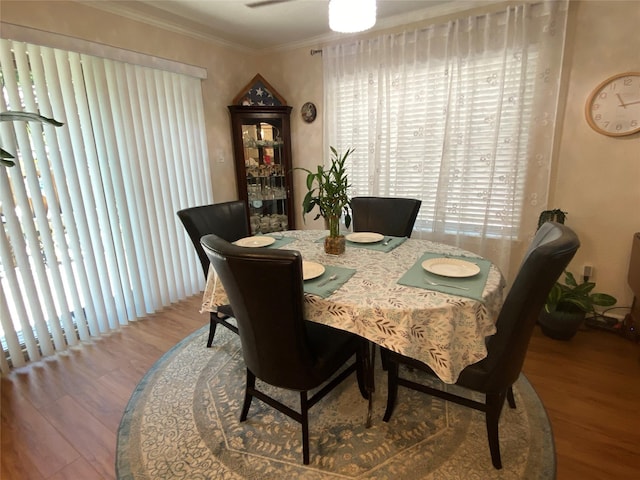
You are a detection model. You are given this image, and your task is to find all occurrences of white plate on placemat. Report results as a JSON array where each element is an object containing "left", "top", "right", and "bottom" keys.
[
  {"left": 346, "top": 232, "right": 384, "bottom": 243},
  {"left": 422, "top": 258, "right": 480, "bottom": 278},
  {"left": 303, "top": 261, "right": 325, "bottom": 281},
  {"left": 234, "top": 236, "right": 275, "bottom": 248}
]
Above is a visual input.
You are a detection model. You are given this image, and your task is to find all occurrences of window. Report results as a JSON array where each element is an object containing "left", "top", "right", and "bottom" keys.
[
  {"left": 324, "top": 1, "right": 568, "bottom": 279},
  {"left": 0, "top": 38, "right": 212, "bottom": 371},
  {"left": 333, "top": 51, "right": 538, "bottom": 238}
]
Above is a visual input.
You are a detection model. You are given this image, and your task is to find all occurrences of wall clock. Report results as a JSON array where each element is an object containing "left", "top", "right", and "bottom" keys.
[{"left": 585, "top": 72, "right": 640, "bottom": 137}]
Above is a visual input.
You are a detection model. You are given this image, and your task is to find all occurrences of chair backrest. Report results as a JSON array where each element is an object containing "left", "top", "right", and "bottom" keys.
[
  {"left": 200, "top": 233, "right": 321, "bottom": 390},
  {"left": 469, "top": 222, "right": 580, "bottom": 392},
  {"left": 351, "top": 196, "right": 422, "bottom": 237},
  {"left": 177, "top": 201, "right": 250, "bottom": 280}
]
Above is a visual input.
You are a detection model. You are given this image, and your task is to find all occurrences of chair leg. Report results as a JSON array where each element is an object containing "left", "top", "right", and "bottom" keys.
[
  {"left": 380, "top": 346, "right": 389, "bottom": 371},
  {"left": 485, "top": 392, "right": 506, "bottom": 469},
  {"left": 207, "top": 313, "right": 219, "bottom": 348},
  {"left": 300, "top": 391, "right": 310, "bottom": 465},
  {"left": 355, "top": 344, "right": 370, "bottom": 400},
  {"left": 507, "top": 385, "right": 516, "bottom": 409},
  {"left": 383, "top": 357, "right": 399, "bottom": 422},
  {"left": 240, "top": 369, "right": 255, "bottom": 422}
]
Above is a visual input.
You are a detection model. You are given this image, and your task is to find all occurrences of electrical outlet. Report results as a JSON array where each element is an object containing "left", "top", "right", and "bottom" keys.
[{"left": 583, "top": 265, "right": 593, "bottom": 280}]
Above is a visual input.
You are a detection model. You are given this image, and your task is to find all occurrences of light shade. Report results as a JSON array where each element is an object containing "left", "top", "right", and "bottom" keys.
[{"left": 329, "top": 0, "right": 377, "bottom": 33}]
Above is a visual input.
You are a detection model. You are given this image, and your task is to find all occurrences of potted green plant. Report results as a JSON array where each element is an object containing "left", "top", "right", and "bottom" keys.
[
  {"left": 299, "top": 146, "right": 353, "bottom": 254},
  {"left": 538, "top": 271, "right": 617, "bottom": 340}
]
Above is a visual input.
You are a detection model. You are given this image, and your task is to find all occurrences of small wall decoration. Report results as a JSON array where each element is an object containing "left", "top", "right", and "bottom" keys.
[
  {"left": 301, "top": 102, "right": 317, "bottom": 123},
  {"left": 232, "top": 74, "right": 286, "bottom": 106}
]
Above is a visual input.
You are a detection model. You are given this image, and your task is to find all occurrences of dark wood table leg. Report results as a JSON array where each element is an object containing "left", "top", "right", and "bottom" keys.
[{"left": 364, "top": 341, "right": 376, "bottom": 428}]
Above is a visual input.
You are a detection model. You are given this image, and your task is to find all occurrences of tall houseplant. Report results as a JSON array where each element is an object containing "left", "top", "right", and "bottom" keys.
[
  {"left": 300, "top": 146, "right": 353, "bottom": 254},
  {"left": 539, "top": 271, "right": 617, "bottom": 340}
]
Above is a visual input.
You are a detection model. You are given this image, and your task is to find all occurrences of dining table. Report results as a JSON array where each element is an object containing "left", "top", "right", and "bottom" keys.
[{"left": 201, "top": 229, "right": 505, "bottom": 425}]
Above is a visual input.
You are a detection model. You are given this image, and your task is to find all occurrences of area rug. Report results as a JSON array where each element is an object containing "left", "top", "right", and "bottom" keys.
[{"left": 116, "top": 326, "right": 556, "bottom": 479}]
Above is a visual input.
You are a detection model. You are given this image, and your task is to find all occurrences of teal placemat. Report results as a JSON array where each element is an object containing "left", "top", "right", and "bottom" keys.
[
  {"left": 346, "top": 235, "right": 407, "bottom": 253},
  {"left": 397, "top": 252, "right": 491, "bottom": 301},
  {"left": 264, "top": 235, "right": 296, "bottom": 249},
  {"left": 304, "top": 265, "right": 356, "bottom": 298}
]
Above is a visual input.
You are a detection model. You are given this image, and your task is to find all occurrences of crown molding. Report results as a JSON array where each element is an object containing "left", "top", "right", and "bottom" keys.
[
  {"left": 76, "top": 0, "right": 256, "bottom": 54},
  {"left": 76, "top": 0, "right": 507, "bottom": 55}
]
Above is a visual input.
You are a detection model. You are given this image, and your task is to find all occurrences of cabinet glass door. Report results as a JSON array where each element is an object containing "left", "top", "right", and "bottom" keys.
[
  {"left": 229, "top": 105, "right": 294, "bottom": 235},
  {"left": 243, "top": 120, "right": 289, "bottom": 234}
]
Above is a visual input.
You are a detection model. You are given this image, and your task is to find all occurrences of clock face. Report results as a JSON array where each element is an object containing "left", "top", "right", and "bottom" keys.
[{"left": 586, "top": 72, "right": 640, "bottom": 137}]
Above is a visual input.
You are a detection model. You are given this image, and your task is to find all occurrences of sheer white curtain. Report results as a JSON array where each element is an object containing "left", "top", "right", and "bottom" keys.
[
  {"left": 324, "top": 0, "right": 568, "bottom": 281},
  {"left": 0, "top": 39, "right": 212, "bottom": 371}
]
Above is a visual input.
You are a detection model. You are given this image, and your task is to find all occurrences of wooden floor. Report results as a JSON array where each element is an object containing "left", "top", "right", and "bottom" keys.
[{"left": 2, "top": 295, "right": 639, "bottom": 479}]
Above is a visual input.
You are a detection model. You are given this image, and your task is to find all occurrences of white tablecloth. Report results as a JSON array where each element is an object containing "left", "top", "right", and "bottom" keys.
[{"left": 201, "top": 230, "right": 505, "bottom": 384}]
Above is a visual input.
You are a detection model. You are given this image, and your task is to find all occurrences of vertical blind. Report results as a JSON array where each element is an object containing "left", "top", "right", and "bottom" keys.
[{"left": 0, "top": 39, "right": 212, "bottom": 372}]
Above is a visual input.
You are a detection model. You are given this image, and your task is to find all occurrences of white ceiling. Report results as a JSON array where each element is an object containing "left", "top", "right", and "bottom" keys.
[{"left": 93, "top": 0, "right": 488, "bottom": 51}]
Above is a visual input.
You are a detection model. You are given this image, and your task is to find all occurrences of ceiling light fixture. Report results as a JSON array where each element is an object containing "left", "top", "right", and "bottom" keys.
[{"left": 329, "top": 0, "right": 377, "bottom": 33}]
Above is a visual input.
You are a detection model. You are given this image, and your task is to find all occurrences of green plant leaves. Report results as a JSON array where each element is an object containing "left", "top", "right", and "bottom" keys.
[
  {"left": 590, "top": 293, "right": 617, "bottom": 307},
  {"left": 0, "top": 112, "right": 63, "bottom": 126},
  {"left": 1, "top": 111, "right": 64, "bottom": 168},
  {"left": 297, "top": 146, "right": 354, "bottom": 235},
  {"left": 545, "top": 270, "right": 617, "bottom": 314},
  {"left": 1, "top": 149, "right": 16, "bottom": 167}
]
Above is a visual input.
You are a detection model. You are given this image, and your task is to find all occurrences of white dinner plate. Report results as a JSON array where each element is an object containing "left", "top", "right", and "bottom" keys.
[
  {"left": 234, "top": 236, "right": 276, "bottom": 248},
  {"left": 303, "top": 261, "right": 325, "bottom": 281},
  {"left": 346, "top": 232, "right": 384, "bottom": 243},
  {"left": 421, "top": 257, "right": 480, "bottom": 278}
]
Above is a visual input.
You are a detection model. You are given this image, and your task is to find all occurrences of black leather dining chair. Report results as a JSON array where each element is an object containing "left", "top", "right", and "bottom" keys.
[
  {"left": 381, "top": 222, "right": 580, "bottom": 469},
  {"left": 200, "top": 233, "right": 369, "bottom": 465},
  {"left": 351, "top": 196, "right": 422, "bottom": 238},
  {"left": 177, "top": 201, "right": 249, "bottom": 347}
]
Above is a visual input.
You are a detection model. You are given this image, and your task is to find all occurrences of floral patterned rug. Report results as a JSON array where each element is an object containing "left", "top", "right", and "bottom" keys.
[{"left": 116, "top": 326, "right": 555, "bottom": 479}]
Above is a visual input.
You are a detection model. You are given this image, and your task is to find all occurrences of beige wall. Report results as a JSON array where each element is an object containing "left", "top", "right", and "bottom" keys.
[
  {"left": 2, "top": 0, "right": 638, "bottom": 310},
  {"left": 548, "top": 0, "right": 639, "bottom": 311}
]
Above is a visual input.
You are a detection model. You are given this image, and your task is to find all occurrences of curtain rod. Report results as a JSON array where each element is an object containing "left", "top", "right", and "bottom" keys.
[{"left": 310, "top": 49, "right": 323, "bottom": 56}]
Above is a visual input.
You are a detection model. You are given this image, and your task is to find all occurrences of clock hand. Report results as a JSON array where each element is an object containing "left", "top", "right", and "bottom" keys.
[
  {"left": 616, "top": 93, "right": 627, "bottom": 108},
  {"left": 621, "top": 99, "right": 640, "bottom": 106}
]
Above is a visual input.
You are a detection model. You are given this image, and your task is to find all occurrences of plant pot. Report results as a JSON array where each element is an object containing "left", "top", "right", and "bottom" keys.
[
  {"left": 324, "top": 235, "right": 346, "bottom": 255},
  {"left": 538, "top": 309, "right": 586, "bottom": 340}
]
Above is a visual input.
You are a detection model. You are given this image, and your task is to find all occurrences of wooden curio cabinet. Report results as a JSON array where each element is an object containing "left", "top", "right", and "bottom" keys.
[{"left": 228, "top": 105, "right": 295, "bottom": 234}]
